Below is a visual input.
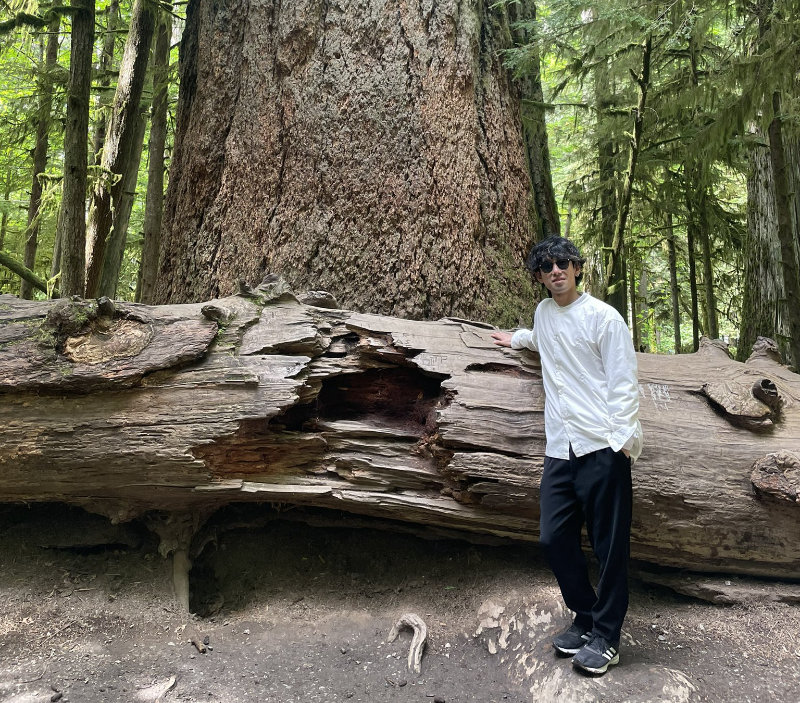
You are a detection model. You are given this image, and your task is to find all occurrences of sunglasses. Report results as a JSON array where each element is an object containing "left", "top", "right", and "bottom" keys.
[{"left": 539, "top": 259, "right": 573, "bottom": 274}]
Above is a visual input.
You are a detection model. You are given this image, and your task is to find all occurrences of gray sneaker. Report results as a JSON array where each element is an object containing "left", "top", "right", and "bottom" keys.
[
  {"left": 572, "top": 634, "right": 620, "bottom": 674},
  {"left": 552, "top": 624, "right": 592, "bottom": 655}
]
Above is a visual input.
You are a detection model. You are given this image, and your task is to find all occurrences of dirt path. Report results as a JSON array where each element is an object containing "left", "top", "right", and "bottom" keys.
[{"left": 1, "top": 505, "right": 798, "bottom": 703}]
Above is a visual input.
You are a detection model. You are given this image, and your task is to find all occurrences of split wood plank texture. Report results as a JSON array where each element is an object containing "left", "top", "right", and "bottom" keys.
[{"left": 1, "top": 279, "right": 798, "bottom": 579}]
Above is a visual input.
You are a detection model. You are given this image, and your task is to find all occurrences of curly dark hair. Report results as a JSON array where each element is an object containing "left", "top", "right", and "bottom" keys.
[{"left": 525, "top": 235, "right": 586, "bottom": 285}]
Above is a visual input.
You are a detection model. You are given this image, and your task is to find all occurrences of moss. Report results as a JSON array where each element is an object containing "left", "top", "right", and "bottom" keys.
[{"left": 484, "top": 236, "right": 538, "bottom": 329}]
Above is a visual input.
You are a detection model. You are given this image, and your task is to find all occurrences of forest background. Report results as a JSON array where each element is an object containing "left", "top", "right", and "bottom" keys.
[{"left": 1, "top": 0, "right": 798, "bottom": 367}]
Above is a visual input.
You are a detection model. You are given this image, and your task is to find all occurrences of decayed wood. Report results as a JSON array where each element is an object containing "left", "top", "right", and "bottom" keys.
[
  {"left": 387, "top": 613, "right": 428, "bottom": 674},
  {"left": 1, "top": 284, "right": 800, "bottom": 580}
]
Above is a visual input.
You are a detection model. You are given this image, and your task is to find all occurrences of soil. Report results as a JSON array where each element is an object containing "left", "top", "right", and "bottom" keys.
[{"left": 0, "top": 504, "right": 798, "bottom": 703}]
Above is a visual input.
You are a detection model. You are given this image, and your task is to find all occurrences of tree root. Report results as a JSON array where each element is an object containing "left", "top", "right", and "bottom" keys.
[{"left": 388, "top": 612, "right": 428, "bottom": 674}]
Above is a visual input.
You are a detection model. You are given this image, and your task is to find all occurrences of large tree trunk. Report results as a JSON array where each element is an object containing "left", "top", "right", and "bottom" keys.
[
  {"left": 738, "top": 134, "right": 786, "bottom": 363},
  {"left": 156, "top": 0, "right": 538, "bottom": 327},
  {"left": 768, "top": 90, "right": 800, "bottom": 369},
  {"left": 1, "top": 284, "right": 798, "bottom": 580},
  {"left": 55, "top": 0, "right": 95, "bottom": 296}
]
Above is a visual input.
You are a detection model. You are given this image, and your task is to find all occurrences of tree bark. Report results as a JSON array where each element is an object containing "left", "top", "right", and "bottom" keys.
[
  {"left": 768, "top": 90, "right": 800, "bottom": 369},
  {"left": 85, "top": 0, "right": 155, "bottom": 298},
  {"left": 697, "top": 195, "right": 719, "bottom": 339},
  {"left": 21, "top": 16, "right": 60, "bottom": 300},
  {"left": 91, "top": 0, "right": 121, "bottom": 165},
  {"left": 508, "top": 0, "right": 560, "bottom": 240},
  {"left": 738, "top": 136, "right": 784, "bottom": 362},
  {"left": 55, "top": 0, "right": 95, "bottom": 297},
  {"left": 156, "top": 0, "right": 538, "bottom": 327},
  {"left": 1, "top": 284, "right": 798, "bottom": 580},
  {"left": 98, "top": 103, "right": 148, "bottom": 298},
  {"left": 137, "top": 9, "right": 172, "bottom": 304}
]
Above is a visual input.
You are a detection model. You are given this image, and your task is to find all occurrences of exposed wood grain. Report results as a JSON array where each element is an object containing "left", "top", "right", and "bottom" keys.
[{"left": 1, "top": 289, "right": 799, "bottom": 578}]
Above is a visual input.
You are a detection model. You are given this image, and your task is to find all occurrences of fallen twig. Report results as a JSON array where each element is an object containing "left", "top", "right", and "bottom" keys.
[{"left": 387, "top": 612, "right": 428, "bottom": 674}]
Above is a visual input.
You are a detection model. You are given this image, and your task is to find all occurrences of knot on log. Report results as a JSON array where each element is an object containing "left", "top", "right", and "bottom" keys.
[
  {"left": 751, "top": 451, "right": 800, "bottom": 504},
  {"left": 697, "top": 337, "right": 732, "bottom": 359},
  {"left": 298, "top": 290, "right": 339, "bottom": 309},
  {"left": 236, "top": 273, "right": 297, "bottom": 306},
  {"left": 747, "top": 337, "right": 784, "bottom": 366},
  {"left": 41, "top": 297, "right": 154, "bottom": 364},
  {"left": 201, "top": 302, "right": 238, "bottom": 324},
  {"left": 41, "top": 298, "right": 109, "bottom": 350},
  {"left": 701, "top": 379, "right": 780, "bottom": 431},
  {"left": 387, "top": 613, "right": 427, "bottom": 674}
]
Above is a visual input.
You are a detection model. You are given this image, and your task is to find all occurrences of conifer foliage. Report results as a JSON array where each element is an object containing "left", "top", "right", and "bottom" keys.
[{"left": 505, "top": 0, "right": 799, "bottom": 362}]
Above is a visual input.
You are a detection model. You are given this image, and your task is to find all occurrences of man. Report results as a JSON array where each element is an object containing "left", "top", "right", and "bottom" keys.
[{"left": 491, "top": 235, "right": 642, "bottom": 676}]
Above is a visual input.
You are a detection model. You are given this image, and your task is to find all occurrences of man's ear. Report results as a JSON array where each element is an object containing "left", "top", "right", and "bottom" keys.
[
  {"left": 534, "top": 270, "right": 543, "bottom": 284},
  {"left": 574, "top": 265, "right": 582, "bottom": 279}
]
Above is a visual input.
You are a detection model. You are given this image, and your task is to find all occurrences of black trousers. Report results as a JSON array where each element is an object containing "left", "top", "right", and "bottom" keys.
[{"left": 539, "top": 446, "right": 633, "bottom": 645}]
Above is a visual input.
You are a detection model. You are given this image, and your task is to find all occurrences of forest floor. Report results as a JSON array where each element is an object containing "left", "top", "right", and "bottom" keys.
[{"left": 0, "top": 504, "right": 799, "bottom": 703}]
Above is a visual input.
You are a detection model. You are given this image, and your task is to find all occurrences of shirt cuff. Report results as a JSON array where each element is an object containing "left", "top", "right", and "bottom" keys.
[{"left": 510, "top": 329, "right": 536, "bottom": 351}]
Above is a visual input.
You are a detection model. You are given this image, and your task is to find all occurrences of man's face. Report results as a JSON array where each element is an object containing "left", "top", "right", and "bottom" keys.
[{"left": 534, "top": 258, "right": 581, "bottom": 298}]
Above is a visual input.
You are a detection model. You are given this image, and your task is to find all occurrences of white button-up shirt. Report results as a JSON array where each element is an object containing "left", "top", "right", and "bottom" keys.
[{"left": 510, "top": 292, "right": 643, "bottom": 461}]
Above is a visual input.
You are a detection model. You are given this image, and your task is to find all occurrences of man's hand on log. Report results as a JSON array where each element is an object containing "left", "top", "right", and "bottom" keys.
[{"left": 491, "top": 331, "right": 513, "bottom": 347}]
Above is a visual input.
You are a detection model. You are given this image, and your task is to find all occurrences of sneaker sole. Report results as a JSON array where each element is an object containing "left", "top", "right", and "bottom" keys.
[
  {"left": 572, "top": 652, "right": 620, "bottom": 675},
  {"left": 553, "top": 643, "right": 584, "bottom": 656}
]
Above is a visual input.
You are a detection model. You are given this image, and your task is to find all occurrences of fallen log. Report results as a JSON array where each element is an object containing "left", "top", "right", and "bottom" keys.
[{"left": 1, "top": 280, "right": 799, "bottom": 581}]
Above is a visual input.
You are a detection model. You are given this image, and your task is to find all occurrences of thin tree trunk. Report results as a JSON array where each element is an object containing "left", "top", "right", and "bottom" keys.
[
  {"left": 768, "top": 90, "right": 800, "bottom": 368},
  {"left": 666, "top": 212, "right": 682, "bottom": 354},
  {"left": 0, "top": 178, "right": 10, "bottom": 251},
  {"left": 21, "top": 16, "right": 60, "bottom": 299},
  {"left": 55, "top": 0, "right": 95, "bottom": 297},
  {"left": 137, "top": 9, "right": 172, "bottom": 304},
  {"left": 686, "top": 214, "right": 701, "bottom": 351},
  {"left": 85, "top": 0, "right": 155, "bottom": 298},
  {"left": 92, "top": 0, "right": 121, "bottom": 165},
  {"left": 50, "top": 224, "right": 62, "bottom": 279},
  {"left": 99, "top": 105, "right": 148, "bottom": 298},
  {"left": 594, "top": 55, "right": 625, "bottom": 318},
  {"left": 602, "top": 35, "right": 652, "bottom": 308},
  {"left": 509, "top": 0, "right": 560, "bottom": 240},
  {"left": 629, "top": 245, "right": 640, "bottom": 351},
  {"left": 698, "top": 201, "right": 719, "bottom": 339}
]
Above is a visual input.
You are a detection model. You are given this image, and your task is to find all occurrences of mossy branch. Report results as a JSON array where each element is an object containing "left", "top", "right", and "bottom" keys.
[{"left": 0, "top": 250, "right": 57, "bottom": 297}]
